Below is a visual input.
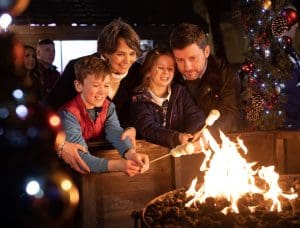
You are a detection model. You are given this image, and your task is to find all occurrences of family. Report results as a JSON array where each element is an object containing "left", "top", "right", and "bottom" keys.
[{"left": 47, "top": 18, "right": 241, "bottom": 175}]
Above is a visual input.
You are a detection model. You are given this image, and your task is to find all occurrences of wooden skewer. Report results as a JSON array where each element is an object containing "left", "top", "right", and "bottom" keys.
[
  {"left": 150, "top": 124, "right": 209, "bottom": 164},
  {"left": 150, "top": 153, "right": 172, "bottom": 164}
]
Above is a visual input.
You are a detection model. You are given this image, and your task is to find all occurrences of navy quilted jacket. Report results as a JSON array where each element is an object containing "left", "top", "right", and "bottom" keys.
[{"left": 131, "top": 83, "right": 205, "bottom": 148}]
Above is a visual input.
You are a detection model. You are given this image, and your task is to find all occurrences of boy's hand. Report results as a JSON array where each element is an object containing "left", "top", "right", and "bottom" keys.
[
  {"left": 121, "top": 127, "right": 136, "bottom": 148},
  {"left": 125, "top": 149, "right": 149, "bottom": 173},
  {"left": 108, "top": 159, "right": 141, "bottom": 176},
  {"left": 60, "top": 142, "right": 90, "bottom": 174}
]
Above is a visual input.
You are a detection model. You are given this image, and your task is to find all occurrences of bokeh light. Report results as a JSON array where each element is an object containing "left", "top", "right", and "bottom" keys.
[
  {"left": 26, "top": 180, "right": 40, "bottom": 196},
  {"left": 49, "top": 113, "right": 61, "bottom": 127},
  {"left": 0, "top": 13, "right": 12, "bottom": 29},
  {"left": 12, "top": 89, "right": 24, "bottom": 99},
  {"left": 15, "top": 104, "right": 28, "bottom": 119}
]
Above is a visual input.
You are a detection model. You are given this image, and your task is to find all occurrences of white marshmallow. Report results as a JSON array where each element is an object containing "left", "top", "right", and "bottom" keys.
[{"left": 205, "top": 109, "right": 220, "bottom": 126}]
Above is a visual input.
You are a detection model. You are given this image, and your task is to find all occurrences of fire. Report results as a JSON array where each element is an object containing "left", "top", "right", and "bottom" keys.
[{"left": 185, "top": 129, "right": 297, "bottom": 214}]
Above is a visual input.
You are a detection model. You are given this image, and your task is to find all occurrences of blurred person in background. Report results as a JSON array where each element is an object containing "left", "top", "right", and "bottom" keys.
[
  {"left": 22, "top": 45, "right": 42, "bottom": 100},
  {"left": 36, "top": 38, "right": 60, "bottom": 101}
]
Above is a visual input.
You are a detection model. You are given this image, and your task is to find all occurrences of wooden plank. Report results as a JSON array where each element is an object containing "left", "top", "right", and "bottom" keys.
[
  {"left": 276, "top": 131, "right": 300, "bottom": 174},
  {"left": 275, "top": 138, "right": 286, "bottom": 174},
  {"left": 229, "top": 131, "right": 276, "bottom": 166},
  {"left": 81, "top": 175, "right": 97, "bottom": 228}
]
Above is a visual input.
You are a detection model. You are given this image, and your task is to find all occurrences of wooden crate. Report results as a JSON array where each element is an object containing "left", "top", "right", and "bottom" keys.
[
  {"left": 81, "top": 141, "right": 172, "bottom": 228},
  {"left": 81, "top": 131, "right": 300, "bottom": 228}
]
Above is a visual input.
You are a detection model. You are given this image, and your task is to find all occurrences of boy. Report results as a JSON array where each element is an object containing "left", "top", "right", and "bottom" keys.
[{"left": 59, "top": 56, "right": 149, "bottom": 175}]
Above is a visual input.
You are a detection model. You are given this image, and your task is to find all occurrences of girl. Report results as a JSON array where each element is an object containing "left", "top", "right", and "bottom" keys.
[{"left": 131, "top": 47, "right": 205, "bottom": 148}]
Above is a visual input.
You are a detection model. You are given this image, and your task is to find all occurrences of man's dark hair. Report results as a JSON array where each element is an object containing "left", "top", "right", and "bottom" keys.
[{"left": 170, "top": 23, "right": 208, "bottom": 50}]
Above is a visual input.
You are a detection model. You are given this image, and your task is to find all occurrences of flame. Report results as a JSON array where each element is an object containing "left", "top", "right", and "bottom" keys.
[{"left": 185, "top": 128, "right": 297, "bottom": 214}]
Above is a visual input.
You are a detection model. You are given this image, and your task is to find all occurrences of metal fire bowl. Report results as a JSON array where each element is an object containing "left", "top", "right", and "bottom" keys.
[{"left": 142, "top": 174, "right": 300, "bottom": 227}]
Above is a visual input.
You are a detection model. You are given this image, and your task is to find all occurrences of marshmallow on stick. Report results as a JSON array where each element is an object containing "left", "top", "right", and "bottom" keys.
[
  {"left": 192, "top": 109, "right": 220, "bottom": 143},
  {"left": 170, "top": 142, "right": 194, "bottom": 157},
  {"left": 205, "top": 109, "right": 221, "bottom": 126},
  {"left": 150, "top": 142, "right": 194, "bottom": 164},
  {"left": 150, "top": 109, "right": 220, "bottom": 164}
]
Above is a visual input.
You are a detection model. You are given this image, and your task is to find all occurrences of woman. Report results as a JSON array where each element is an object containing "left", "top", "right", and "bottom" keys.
[
  {"left": 22, "top": 45, "right": 42, "bottom": 99},
  {"left": 131, "top": 46, "right": 205, "bottom": 148}
]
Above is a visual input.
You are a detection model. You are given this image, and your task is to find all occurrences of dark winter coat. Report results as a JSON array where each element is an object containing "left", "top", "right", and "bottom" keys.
[
  {"left": 38, "top": 62, "right": 60, "bottom": 101},
  {"left": 174, "top": 55, "right": 241, "bottom": 137},
  {"left": 131, "top": 83, "right": 205, "bottom": 148}
]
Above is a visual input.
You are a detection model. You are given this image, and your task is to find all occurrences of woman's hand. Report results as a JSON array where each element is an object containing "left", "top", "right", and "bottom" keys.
[
  {"left": 121, "top": 127, "right": 136, "bottom": 148},
  {"left": 60, "top": 142, "right": 90, "bottom": 174}
]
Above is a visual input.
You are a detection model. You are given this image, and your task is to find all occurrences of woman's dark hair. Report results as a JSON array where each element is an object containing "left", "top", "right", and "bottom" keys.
[
  {"left": 23, "top": 45, "right": 40, "bottom": 74},
  {"left": 97, "top": 18, "right": 141, "bottom": 56}
]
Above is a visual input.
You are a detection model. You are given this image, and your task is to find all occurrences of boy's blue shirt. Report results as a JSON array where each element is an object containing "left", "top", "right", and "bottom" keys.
[{"left": 59, "top": 102, "right": 132, "bottom": 173}]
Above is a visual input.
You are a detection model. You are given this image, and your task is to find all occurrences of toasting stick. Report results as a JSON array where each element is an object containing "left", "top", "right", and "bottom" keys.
[
  {"left": 150, "top": 143, "right": 194, "bottom": 163},
  {"left": 150, "top": 109, "right": 221, "bottom": 164}
]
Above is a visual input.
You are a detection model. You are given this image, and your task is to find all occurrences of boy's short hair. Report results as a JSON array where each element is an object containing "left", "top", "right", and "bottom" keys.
[
  {"left": 97, "top": 18, "right": 141, "bottom": 57},
  {"left": 170, "top": 23, "right": 208, "bottom": 50},
  {"left": 38, "top": 39, "right": 54, "bottom": 46},
  {"left": 74, "top": 56, "right": 111, "bottom": 83}
]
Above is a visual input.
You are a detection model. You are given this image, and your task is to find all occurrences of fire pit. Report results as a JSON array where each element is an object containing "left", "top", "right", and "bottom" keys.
[
  {"left": 143, "top": 175, "right": 300, "bottom": 227},
  {"left": 143, "top": 130, "right": 300, "bottom": 227}
]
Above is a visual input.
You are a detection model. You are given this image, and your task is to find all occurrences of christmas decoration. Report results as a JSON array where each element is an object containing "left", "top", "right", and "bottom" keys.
[
  {"left": 281, "top": 7, "right": 298, "bottom": 26},
  {"left": 241, "top": 61, "right": 255, "bottom": 73},
  {"left": 263, "top": 0, "right": 272, "bottom": 10},
  {"left": 239, "top": 0, "right": 292, "bottom": 130},
  {"left": 0, "top": 33, "right": 79, "bottom": 226},
  {"left": 271, "top": 16, "right": 289, "bottom": 36},
  {"left": 282, "top": 35, "right": 292, "bottom": 46}
]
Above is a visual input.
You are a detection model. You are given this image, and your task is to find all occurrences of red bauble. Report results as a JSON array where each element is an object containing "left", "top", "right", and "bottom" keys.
[
  {"left": 283, "top": 35, "right": 292, "bottom": 46},
  {"left": 281, "top": 8, "right": 298, "bottom": 26}
]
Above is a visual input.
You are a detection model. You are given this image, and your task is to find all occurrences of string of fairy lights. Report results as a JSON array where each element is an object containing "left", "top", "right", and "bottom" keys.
[{"left": 239, "top": 0, "right": 298, "bottom": 130}]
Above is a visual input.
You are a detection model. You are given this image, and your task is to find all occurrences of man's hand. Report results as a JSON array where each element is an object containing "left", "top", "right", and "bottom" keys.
[
  {"left": 121, "top": 127, "right": 136, "bottom": 148},
  {"left": 125, "top": 149, "right": 150, "bottom": 173},
  {"left": 178, "top": 132, "right": 193, "bottom": 145},
  {"left": 60, "top": 142, "right": 90, "bottom": 174}
]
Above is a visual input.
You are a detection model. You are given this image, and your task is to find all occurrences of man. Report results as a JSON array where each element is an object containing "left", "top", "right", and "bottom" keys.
[
  {"left": 36, "top": 39, "right": 60, "bottom": 101},
  {"left": 170, "top": 23, "right": 241, "bottom": 138}
]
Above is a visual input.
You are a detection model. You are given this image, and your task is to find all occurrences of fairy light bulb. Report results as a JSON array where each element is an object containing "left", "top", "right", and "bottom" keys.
[
  {"left": 263, "top": 0, "right": 272, "bottom": 10},
  {"left": 0, "top": 13, "right": 12, "bottom": 30}
]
